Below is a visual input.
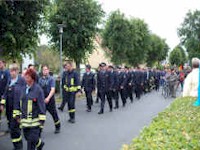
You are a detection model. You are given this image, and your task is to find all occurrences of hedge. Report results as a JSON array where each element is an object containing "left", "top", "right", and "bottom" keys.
[{"left": 123, "top": 97, "right": 200, "bottom": 150}]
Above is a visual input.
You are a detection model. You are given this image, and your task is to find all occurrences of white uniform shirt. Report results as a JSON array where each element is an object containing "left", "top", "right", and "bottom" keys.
[{"left": 183, "top": 68, "right": 199, "bottom": 97}]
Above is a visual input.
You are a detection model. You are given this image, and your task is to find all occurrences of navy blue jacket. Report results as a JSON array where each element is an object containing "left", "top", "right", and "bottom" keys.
[
  {"left": 1, "top": 76, "right": 26, "bottom": 109},
  {"left": 0, "top": 69, "right": 10, "bottom": 97},
  {"left": 112, "top": 71, "right": 120, "bottom": 91},
  {"left": 118, "top": 72, "right": 128, "bottom": 88},
  {"left": 127, "top": 71, "right": 135, "bottom": 87},
  {"left": 81, "top": 72, "right": 96, "bottom": 92},
  {"left": 135, "top": 71, "right": 143, "bottom": 85},
  {"left": 62, "top": 70, "right": 81, "bottom": 92},
  {"left": 97, "top": 71, "right": 110, "bottom": 92},
  {"left": 17, "top": 83, "right": 46, "bottom": 128}
]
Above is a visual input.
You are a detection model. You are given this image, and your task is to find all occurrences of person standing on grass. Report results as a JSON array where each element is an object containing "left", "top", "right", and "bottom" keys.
[
  {"left": 167, "top": 68, "right": 178, "bottom": 98},
  {"left": 183, "top": 58, "right": 199, "bottom": 97}
]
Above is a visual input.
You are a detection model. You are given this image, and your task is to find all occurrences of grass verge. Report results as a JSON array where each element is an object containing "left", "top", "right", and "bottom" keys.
[{"left": 123, "top": 97, "right": 200, "bottom": 150}]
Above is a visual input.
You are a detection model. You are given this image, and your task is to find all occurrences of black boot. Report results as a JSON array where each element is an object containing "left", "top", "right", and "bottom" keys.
[
  {"left": 58, "top": 107, "right": 63, "bottom": 112},
  {"left": 37, "top": 141, "right": 45, "bottom": 150},
  {"left": 54, "top": 122, "right": 61, "bottom": 134},
  {"left": 13, "top": 141, "right": 23, "bottom": 150},
  {"left": 98, "top": 109, "right": 104, "bottom": 114},
  {"left": 68, "top": 113, "right": 75, "bottom": 123}
]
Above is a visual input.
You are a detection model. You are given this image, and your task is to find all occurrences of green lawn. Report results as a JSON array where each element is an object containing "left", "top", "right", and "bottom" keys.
[{"left": 123, "top": 97, "right": 200, "bottom": 150}]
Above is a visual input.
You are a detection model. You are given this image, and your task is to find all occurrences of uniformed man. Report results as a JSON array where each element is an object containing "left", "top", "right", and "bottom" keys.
[
  {"left": 107, "top": 65, "right": 115, "bottom": 103},
  {"left": 119, "top": 67, "right": 128, "bottom": 107},
  {"left": 0, "top": 59, "right": 10, "bottom": 133},
  {"left": 155, "top": 69, "right": 161, "bottom": 91},
  {"left": 0, "top": 64, "right": 25, "bottom": 150},
  {"left": 14, "top": 68, "right": 46, "bottom": 150},
  {"left": 97, "top": 63, "right": 113, "bottom": 114},
  {"left": 59, "top": 62, "right": 81, "bottom": 123},
  {"left": 126, "top": 67, "right": 134, "bottom": 103},
  {"left": 39, "top": 65, "right": 61, "bottom": 133},
  {"left": 112, "top": 66, "right": 120, "bottom": 109},
  {"left": 81, "top": 65, "right": 96, "bottom": 112},
  {"left": 135, "top": 68, "right": 143, "bottom": 99},
  {"left": 95, "top": 66, "right": 101, "bottom": 104}
]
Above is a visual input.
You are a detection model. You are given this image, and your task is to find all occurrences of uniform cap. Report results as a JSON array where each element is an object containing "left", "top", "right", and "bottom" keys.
[
  {"left": 99, "top": 62, "right": 106, "bottom": 67},
  {"left": 86, "top": 64, "right": 91, "bottom": 69}
]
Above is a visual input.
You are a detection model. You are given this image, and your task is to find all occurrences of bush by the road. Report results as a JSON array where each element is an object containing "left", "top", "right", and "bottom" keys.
[{"left": 123, "top": 97, "right": 200, "bottom": 150}]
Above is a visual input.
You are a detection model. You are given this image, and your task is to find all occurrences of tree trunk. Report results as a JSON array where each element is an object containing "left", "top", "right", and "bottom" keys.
[{"left": 75, "top": 60, "right": 81, "bottom": 78}]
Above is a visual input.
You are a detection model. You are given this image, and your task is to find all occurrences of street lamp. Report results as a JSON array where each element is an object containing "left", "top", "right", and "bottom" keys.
[{"left": 57, "top": 24, "right": 66, "bottom": 98}]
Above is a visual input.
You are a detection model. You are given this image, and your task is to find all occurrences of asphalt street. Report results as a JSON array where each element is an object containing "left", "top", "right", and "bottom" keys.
[{"left": 0, "top": 90, "right": 178, "bottom": 150}]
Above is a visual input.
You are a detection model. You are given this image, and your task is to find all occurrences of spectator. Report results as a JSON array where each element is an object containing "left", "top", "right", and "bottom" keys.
[
  {"left": 167, "top": 69, "right": 178, "bottom": 98},
  {"left": 183, "top": 58, "right": 199, "bottom": 97},
  {"left": 179, "top": 70, "right": 185, "bottom": 91}
]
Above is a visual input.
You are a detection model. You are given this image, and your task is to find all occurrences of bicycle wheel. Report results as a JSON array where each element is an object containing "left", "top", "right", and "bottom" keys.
[
  {"left": 163, "top": 87, "right": 169, "bottom": 99},
  {"left": 161, "top": 86, "right": 165, "bottom": 95}
]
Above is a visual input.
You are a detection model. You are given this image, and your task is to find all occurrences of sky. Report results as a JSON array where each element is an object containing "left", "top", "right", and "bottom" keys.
[
  {"left": 97, "top": 0, "right": 200, "bottom": 49},
  {"left": 40, "top": 0, "right": 200, "bottom": 49}
]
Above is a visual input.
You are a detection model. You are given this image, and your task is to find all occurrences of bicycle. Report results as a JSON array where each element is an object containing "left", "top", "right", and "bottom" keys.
[{"left": 162, "top": 81, "right": 170, "bottom": 99}]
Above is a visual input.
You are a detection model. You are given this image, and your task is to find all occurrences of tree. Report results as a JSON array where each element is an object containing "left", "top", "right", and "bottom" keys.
[
  {"left": 125, "top": 18, "right": 150, "bottom": 66},
  {"left": 35, "top": 45, "right": 60, "bottom": 73},
  {"left": 0, "top": 0, "right": 49, "bottom": 61},
  {"left": 102, "top": 10, "right": 150, "bottom": 66},
  {"left": 48, "top": 0, "right": 104, "bottom": 69},
  {"left": 169, "top": 46, "right": 187, "bottom": 66},
  {"left": 102, "top": 10, "right": 131, "bottom": 64},
  {"left": 178, "top": 10, "right": 200, "bottom": 60},
  {"left": 146, "top": 34, "right": 169, "bottom": 67}
]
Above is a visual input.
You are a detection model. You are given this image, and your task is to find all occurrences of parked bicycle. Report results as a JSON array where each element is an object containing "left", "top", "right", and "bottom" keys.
[{"left": 162, "top": 81, "right": 170, "bottom": 99}]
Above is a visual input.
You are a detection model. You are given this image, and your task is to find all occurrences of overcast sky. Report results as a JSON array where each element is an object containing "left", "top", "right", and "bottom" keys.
[
  {"left": 97, "top": 0, "right": 200, "bottom": 49},
  {"left": 40, "top": 0, "right": 200, "bottom": 49}
]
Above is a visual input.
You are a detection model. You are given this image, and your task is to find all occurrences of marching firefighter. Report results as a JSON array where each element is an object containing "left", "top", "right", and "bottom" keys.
[
  {"left": 113, "top": 67, "right": 120, "bottom": 109},
  {"left": 135, "top": 68, "right": 143, "bottom": 99},
  {"left": 59, "top": 62, "right": 81, "bottom": 123},
  {"left": 97, "top": 63, "right": 113, "bottom": 114},
  {"left": 14, "top": 68, "right": 46, "bottom": 150},
  {"left": 126, "top": 67, "right": 134, "bottom": 103},
  {"left": 0, "top": 64, "right": 25, "bottom": 150},
  {"left": 38, "top": 65, "right": 61, "bottom": 133},
  {"left": 81, "top": 65, "right": 96, "bottom": 112},
  {"left": 119, "top": 67, "right": 128, "bottom": 107},
  {"left": 0, "top": 59, "right": 10, "bottom": 130}
]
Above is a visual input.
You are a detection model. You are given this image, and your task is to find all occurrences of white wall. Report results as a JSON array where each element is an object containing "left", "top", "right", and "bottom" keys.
[{"left": 22, "top": 54, "right": 34, "bottom": 70}]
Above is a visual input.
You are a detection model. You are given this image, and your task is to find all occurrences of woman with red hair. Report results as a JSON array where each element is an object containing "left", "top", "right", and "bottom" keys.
[{"left": 13, "top": 68, "right": 46, "bottom": 150}]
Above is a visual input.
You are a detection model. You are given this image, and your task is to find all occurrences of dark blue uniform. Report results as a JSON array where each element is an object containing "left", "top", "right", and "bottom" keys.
[
  {"left": 0, "top": 69, "right": 10, "bottom": 101},
  {"left": 155, "top": 71, "right": 161, "bottom": 91},
  {"left": 134, "top": 70, "right": 143, "bottom": 99},
  {"left": 81, "top": 72, "right": 96, "bottom": 111},
  {"left": 143, "top": 70, "right": 149, "bottom": 93},
  {"left": 112, "top": 71, "right": 120, "bottom": 109},
  {"left": 119, "top": 71, "right": 128, "bottom": 106},
  {"left": 126, "top": 71, "right": 134, "bottom": 102},
  {"left": 1, "top": 75, "right": 25, "bottom": 150},
  {"left": 61, "top": 70, "right": 81, "bottom": 122},
  {"left": 16, "top": 83, "right": 46, "bottom": 150},
  {"left": 97, "top": 70, "right": 113, "bottom": 114},
  {"left": 95, "top": 71, "right": 100, "bottom": 103},
  {"left": 39, "top": 75, "right": 61, "bottom": 131}
]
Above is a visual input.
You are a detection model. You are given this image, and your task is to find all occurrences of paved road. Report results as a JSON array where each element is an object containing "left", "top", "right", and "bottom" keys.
[{"left": 0, "top": 90, "right": 177, "bottom": 150}]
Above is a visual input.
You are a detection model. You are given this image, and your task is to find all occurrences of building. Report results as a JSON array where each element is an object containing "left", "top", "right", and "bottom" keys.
[{"left": 86, "top": 35, "right": 112, "bottom": 68}]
